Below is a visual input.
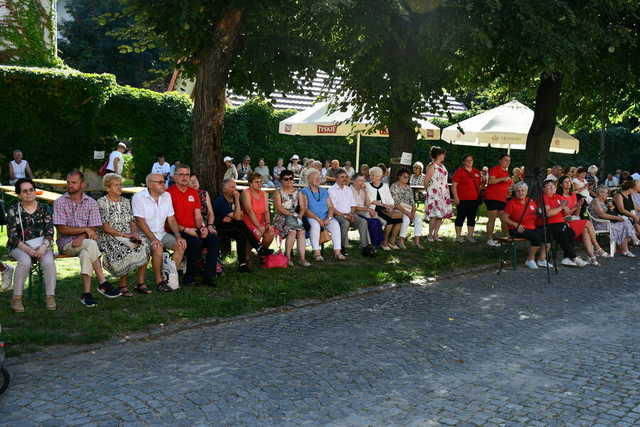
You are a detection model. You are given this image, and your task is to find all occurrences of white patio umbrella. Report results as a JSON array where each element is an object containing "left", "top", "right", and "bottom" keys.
[
  {"left": 441, "top": 100, "right": 579, "bottom": 154},
  {"left": 278, "top": 101, "right": 441, "bottom": 168}
]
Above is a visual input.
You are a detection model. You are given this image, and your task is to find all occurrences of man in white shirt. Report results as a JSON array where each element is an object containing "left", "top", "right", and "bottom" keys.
[
  {"left": 604, "top": 173, "right": 619, "bottom": 187},
  {"left": 151, "top": 153, "right": 171, "bottom": 185},
  {"left": 343, "top": 161, "right": 356, "bottom": 178},
  {"left": 8, "top": 149, "right": 34, "bottom": 185},
  {"left": 545, "top": 165, "right": 561, "bottom": 182},
  {"left": 223, "top": 156, "right": 238, "bottom": 180},
  {"left": 105, "top": 142, "right": 127, "bottom": 175},
  {"left": 132, "top": 173, "right": 186, "bottom": 292},
  {"left": 329, "top": 169, "right": 374, "bottom": 256}
]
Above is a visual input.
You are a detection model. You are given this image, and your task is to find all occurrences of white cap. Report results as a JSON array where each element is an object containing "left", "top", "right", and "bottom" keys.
[
  {"left": 223, "top": 156, "right": 233, "bottom": 162},
  {"left": 290, "top": 154, "right": 300, "bottom": 160},
  {"left": 118, "top": 142, "right": 127, "bottom": 149}
]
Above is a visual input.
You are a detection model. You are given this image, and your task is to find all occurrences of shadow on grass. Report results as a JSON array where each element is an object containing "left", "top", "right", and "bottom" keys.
[{"left": 0, "top": 224, "right": 499, "bottom": 356}]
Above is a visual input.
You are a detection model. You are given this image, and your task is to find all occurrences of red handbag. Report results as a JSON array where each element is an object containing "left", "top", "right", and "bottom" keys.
[{"left": 262, "top": 252, "right": 289, "bottom": 269}]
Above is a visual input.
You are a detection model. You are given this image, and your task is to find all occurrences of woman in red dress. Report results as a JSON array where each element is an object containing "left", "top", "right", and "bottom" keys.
[{"left": 557, "top": 176, "right": 609, "bottom": 265}]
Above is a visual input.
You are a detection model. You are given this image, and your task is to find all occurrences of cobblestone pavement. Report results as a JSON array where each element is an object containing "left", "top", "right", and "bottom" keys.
[{"left": 2, "top": 251, "right": 640, "bottom": 426}]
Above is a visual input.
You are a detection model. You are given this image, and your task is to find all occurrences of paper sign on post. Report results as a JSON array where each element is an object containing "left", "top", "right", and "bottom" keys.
[
  {"left": 93, "top": 151, "right": 105, "bottom": 160},
  {"left": 400, "top": 152, "right": 412, "bottom": 166}
]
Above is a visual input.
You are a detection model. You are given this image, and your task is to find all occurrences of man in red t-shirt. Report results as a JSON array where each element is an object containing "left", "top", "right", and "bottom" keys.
[
  {"left": 500, "top": 181, "right": 549, "bottom": 269},
  {"left": 167, "top": 165, "right": 220, "bottom": 286},
  {"left": 484, "top": 154, "right": 512, "bottom": 246}
]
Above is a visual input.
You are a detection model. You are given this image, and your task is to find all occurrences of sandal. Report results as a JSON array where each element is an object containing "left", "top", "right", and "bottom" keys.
[
  {"left": 596, "top": 249, "right": 610, "bottom": 258},
  {"left": 334, "top": 254, "right": 347, "bottom": 261},
  {"left": 299, "top": 260, "right": 311, "bottom": 267},
  {"left": 313, "top": 254, "right": 324, "bottom": 262},
  {"left": 119, "top": 286, "right": 134, "bottom": 297},
  {"left": 135, "top": 283, "right": 153, "bottom": 294}
]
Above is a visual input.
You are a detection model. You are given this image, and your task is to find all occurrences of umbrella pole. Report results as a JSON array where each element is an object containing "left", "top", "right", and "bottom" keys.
[
  {"left": 507, "top": 147, "right": 511, "bottom": 155},
  {"left": 356, "top": 133, "right": 361, "bottom": 170}
]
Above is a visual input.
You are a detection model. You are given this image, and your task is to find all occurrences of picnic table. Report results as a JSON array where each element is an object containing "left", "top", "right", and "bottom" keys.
[
  {"left": 121, "top": 187, "right": 147, "bottom": 195},
  {"left": 0, "top": 185, "right": 62, "bottom": 203},
  {"left": 33, "top": 178, "right": 67, "bottom": 189}
]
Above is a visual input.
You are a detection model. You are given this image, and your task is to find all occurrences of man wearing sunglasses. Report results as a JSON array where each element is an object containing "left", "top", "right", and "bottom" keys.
[
  {"left": 167, "top": 165, "right": 220, "bottom": 287},
  {"left": 133, "top": 173, "right": 187, "bottom": 292}
]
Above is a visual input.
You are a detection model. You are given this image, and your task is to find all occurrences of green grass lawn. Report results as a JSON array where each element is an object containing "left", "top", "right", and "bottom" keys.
[{"left": 0, "top": 217, "right": 499, "bottom": 356}]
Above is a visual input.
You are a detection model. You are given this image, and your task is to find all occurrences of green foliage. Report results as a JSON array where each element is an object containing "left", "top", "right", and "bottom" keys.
[
  {"left": 0, "top": 66, "right": 191, "bottom": 181},
  {"left": 0, "top": 0, "right": 60, "bottom": 67},
  {"left": 58, "top": 0, "right": 171, "bottom": 89},
  {"left": 0, "top": 66, "right": 116, "bottom": 174},
  {"left": 96, "top": 86, "right": 192, "bottom": 184}
]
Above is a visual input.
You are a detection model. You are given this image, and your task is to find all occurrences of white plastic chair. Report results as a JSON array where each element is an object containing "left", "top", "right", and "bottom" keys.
[{"left": 589, "top": 213, "right": 616, "bottom": 257}]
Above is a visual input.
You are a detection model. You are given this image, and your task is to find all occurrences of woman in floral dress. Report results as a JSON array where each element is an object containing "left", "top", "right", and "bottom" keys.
[
  {"left": 424, "top": 146, "right": 453, "bottom": 241},
  {"left": 273, "top": 169, "right": 309, "bottom": 266},
  {"left": 97, "top": 174, "right": 151, "bottom": 296}
]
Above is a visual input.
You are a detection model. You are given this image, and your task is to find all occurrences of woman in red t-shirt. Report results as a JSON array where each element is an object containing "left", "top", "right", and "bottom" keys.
[
  {"left": 452, "top": 154, "right": 481, "bottom": 243},
  {"left": 556, "top": 176, "right": 608, "bottom": 265},
  {"left": 484, "top": 154, "right": 512, "bottom": 246},
  {"left": 542, "top": 180, "right": 588, "bottom": 267},
  {"left": 500, "top": 181, "right": 549, "bottom": 269}
]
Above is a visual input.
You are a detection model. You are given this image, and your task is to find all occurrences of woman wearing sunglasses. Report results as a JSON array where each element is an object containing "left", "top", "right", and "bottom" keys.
[
  {"left": 273, "top": 170, "right": 310, "bottom": 266},
  {"left": 6, "top": 178, "right": 57, "bottom": 312}
]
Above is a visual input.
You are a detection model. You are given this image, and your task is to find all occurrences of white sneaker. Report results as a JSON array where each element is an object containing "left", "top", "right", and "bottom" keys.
[
  {"left": 537, "top": 260, "right": 553, "bottom": 268},
  {"left": 0, "top": 263, "right": 14, "bottom": 291},
  {"left": 574, "top": 257, "right": 588, "bottom": 268},
  {"left": 380, "top": 245, "right": 391, "bottom": 251},
  {"left": 456, "top": 236, "right": 465, "bottom": 243},
  {"left": 486, "top": 239, "right": 501, "bottom": 247},
  {"left": 623, "top": 251, "right": 636, "bottom": 258},
  {"left": 524, "top": 260, "right": 538, "bottom": 269},
  {"left": 561, "top": 258, "right": 578, "bottom": 267}
]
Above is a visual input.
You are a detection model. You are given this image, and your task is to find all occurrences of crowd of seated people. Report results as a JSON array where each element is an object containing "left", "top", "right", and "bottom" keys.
[{"left": 2, "top": 148, "right": 640, "bottom": 312}]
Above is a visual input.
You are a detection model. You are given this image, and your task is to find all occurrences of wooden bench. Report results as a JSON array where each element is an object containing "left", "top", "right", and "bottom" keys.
[{"left": 27, "top": 254, "right": 73, "bottom": 302}]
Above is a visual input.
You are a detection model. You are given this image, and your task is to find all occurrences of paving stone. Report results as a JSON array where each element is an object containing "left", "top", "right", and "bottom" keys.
[{"left": 1, "top": 253, "right": 640, "bottom": 425}]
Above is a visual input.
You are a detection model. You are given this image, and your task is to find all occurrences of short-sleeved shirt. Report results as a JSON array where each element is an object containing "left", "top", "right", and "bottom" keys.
[
  {"left": 452, "top": 167, "right": 482, "bottom": 201},
  {"left": 151, "top": 162, "right": 171, "bottom": 177},
  {"left": 302, "top": 187, "right": 330, "bottom": 219},
  {"left": 53, "top": 193, "right": 103, "bottom": 250},
  {"left": 329, "top": 184, "right": 356, "bottom": 214},
  {"left": 166, "top": 185, "right": 200, "bottom": 229},
  {"left": 213, "top": 195, "right": 235, "bottom": 227},
  {"left": 107, "top": 150, "right": 124, "bottom": 174},
  {"left": 132, "top": 188, "right": 175, "bottom": 240},
  {"left": 484, "top": 166, "right": 511, "bottom": 202},
  {"left": 325, "top": 168, "right": 341, "bottom": 180},
  {"left": 543, "top": 193, "right": 566, "bottom": 224},
  {"left": 558, "top": 193, "right": 578, "bottom": 211},
  {"left": 504, "top": 198, "right": 538, "bottom": 230}
]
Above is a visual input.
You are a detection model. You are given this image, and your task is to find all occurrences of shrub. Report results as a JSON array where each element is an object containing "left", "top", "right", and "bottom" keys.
[
  {"left": 0, "top": 66, "right": 116, "bottom": 175},
  {"left": 96, "top": 85, "right": 192, "bottom": 184}
]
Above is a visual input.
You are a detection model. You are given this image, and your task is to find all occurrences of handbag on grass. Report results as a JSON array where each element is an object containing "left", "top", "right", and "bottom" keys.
[{"left": 263, "top": 252, "right": 289, "bottom": 269}]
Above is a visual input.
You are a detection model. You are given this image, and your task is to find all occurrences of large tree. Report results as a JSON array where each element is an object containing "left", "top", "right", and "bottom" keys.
[
  {"left": 450, "top": 0, "right": 640, "bottom": 181},
  {"left": 316, "top": 0, "right": 457, "bottom": 173},
  {"left": 120, "top": 0, "right": 328, "bottom": 193},
  {"left": 59, "top": 0, "right": 169, "bottom": 89}
]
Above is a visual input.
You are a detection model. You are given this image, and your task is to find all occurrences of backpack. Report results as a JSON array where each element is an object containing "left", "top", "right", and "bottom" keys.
[{"left": 161, "top": 252, "right": 180, "bottom": 290}]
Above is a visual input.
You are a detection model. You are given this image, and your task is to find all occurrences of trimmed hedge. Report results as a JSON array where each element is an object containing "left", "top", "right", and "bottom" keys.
[
  {"left": 0, "top": 66, "right": 116, "bottom": 174},
  {"left": 0, "top": 66, "right": 192, "bottom": 183},
  {"left": 96, "top": 85, "right": 192, "bottom": 184}
]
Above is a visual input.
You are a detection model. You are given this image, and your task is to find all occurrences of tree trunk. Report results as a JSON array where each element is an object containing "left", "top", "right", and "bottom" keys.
[
  {"left": 524, "top": 73, "right": 563, "bottom": 198},
  {"left": 191, "top": 8, "right": 245, "bottom": 196},
  {"left": 599, "top": 109, "right": 607, "bottom": 181},
  {"left": 388, "top": 114, "right": 418, "bottom": 179}
]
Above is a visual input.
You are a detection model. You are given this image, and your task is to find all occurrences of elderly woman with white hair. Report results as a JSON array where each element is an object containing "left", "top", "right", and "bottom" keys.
[
  {"left": 300, "top": 169, "right": 345, "bottom": 261},
  {"left": 500, "top": 181, "right": 550, "bottom": 269},
  {"left": 97, "top": 173, "right": 151, "bottom": 296},
  {"left": 589, "top": 186, "right": 638, "bottom": 257},
  {"left": 409, "top": 161, "right": 425, "bottom": 187},
  {"left": 366, "top": 166, "right": 403, "bottom": 250}
]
